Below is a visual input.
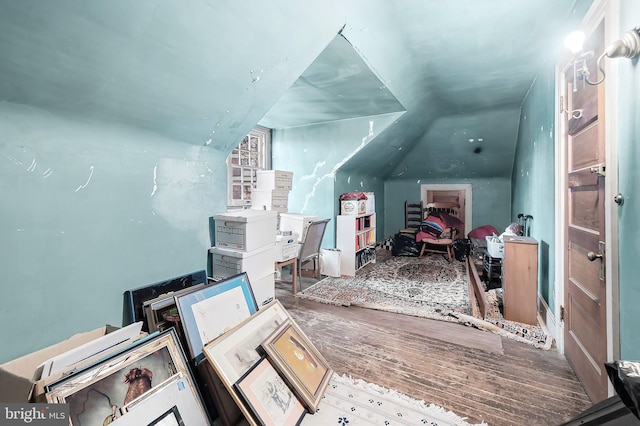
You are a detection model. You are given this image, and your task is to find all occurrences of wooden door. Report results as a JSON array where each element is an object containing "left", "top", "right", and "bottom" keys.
[{"left": 561, "top": 20, "right": 608, "bottom": 403}]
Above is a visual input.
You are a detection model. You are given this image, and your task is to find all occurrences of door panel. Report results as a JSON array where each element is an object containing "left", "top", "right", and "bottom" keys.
[
  {"left": 562, "top": 20, "right": 608, "bottom": 403},
  {"left": 570, "top": 123, "right": 601, "bottom": 170}
]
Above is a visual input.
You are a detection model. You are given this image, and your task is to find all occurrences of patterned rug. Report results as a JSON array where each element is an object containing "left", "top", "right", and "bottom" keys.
[
  {"left": 297, "top": 254, "right": 470, "bottom": 322},
  {"left": 454, "top": 288, "right": 553, "bottom": 350},
  {"left": 297, "top": 251, "right": 553, "bottom": 349},
  {"left": 303, "top": 374, "right": 487, "bottom": 426}
]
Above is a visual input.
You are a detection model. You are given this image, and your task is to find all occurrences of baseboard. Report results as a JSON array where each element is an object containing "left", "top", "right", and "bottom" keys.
[{"left": 537, "top": 294, "right": 558, "bottom": 348}]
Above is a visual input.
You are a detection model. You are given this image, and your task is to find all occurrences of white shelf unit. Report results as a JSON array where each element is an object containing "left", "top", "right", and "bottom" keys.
[{"left": 336, "top": 213, "right": 376, "bottom": 276}]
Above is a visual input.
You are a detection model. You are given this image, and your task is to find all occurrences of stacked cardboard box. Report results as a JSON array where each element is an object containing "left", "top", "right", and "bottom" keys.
[
  {"left": 211, "top": 209, "right": 278, "bottom": 307},
  {"left": 250, "top": 170, "right": 293, "bottom": 213}
]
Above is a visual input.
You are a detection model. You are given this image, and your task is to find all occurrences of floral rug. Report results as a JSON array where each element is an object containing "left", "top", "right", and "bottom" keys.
[
  {"left": 297, "top": 250, "right": 553, "bottom": 349},
  {"left": 303, "top": 374, "right": 487, "bottom": 426},
  {"left": 297, "top": 254, "right": 470, "bottom": 322}
]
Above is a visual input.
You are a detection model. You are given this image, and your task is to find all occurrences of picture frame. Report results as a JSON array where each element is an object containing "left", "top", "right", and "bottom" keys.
[
  {"left": 203, "top": 300, "right": 291, "bottom": 423},
  {"left": 110, "top": 372, "right": 207, "bottom": 425},
  {"left": 148, "top": 405, "right": 184, "bottom": 426},
  {"left": 142, "top": 283, "right": 207, "bottom": 333},
  {"left": 175, "top": 272, "right": 258, "bottom": 362},
  {"left": 234, "top": 357, "right": 306, "bottom": 426},
  {"left": 35, "top": 321, "right": 144, "bottom": 380},
  {"left": 259, "top": 319, "right": 333, "bottom": 414},
  {"left": 122, "top": 270, "right": 207, "bottom": 331},
  {"left": 45, "top": 329, "right": 208, "bottom": 426}
]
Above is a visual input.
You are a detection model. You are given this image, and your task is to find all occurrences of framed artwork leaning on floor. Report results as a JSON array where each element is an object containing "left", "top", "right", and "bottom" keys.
[
  {"left": 234, "top": 356, "right": 306, "bottom": 426},
  {"left": 45, "top": 329, "right": 209, "bottom": 426},
  {"left": 259, "top": 319, "right": 333, "bottom": 414},
  {"left": 175, "top": 272, "right": 257, "bottom": 362}
]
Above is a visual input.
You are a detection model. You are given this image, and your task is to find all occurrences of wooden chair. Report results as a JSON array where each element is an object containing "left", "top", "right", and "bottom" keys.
[
  {"left": 418, "top": 202, "right": 462, "bottom": 262},
  {"left": 403, "top": 200, "right": 423, "bottom": 234}
]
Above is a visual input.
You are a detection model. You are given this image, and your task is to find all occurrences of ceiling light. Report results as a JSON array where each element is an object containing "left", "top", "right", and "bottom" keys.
[
  {"left": 568, "top": 27, "right": 640, "bottom": 89},
  {"left": 564, "top": 31, "right": 585, "bottom": 54}
]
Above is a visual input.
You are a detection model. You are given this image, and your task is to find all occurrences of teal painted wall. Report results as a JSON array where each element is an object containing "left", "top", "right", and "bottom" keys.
[
  {"left": 272, "top": 113, "right": 402, "bottom": 248},
  {"left": 0, "top": 1, "right": 348, "bottom": 364},
  {"left": 0, "top": 103, "right": 226, "bottom": 362},
  {"left": 384, "top": 178, "right": 512, "bottom": 239},
  {"left": 512, "top": 69, "right": 557, "bottom": 310},
  {"left": 616, "top": 0, "right": 640, "bottom": 359}
]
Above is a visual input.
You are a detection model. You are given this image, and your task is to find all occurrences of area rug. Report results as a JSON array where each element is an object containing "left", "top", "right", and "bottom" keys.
[
  {"left": 297, "top": 254, "right": 470, "bottom": 322},
  {"left": 303, "top": 374, "right": 487, "bottom": 426},
  {"left": 453, "top": 288, "right": 554, "bottom": 350},
  {"left": 297, "top": 251, "right": 554, "bottom": 349}
]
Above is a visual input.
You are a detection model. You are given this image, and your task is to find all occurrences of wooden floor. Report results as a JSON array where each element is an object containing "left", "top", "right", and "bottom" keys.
[{"left": 276, "top": 272, "right": 593, "bottom": 426}]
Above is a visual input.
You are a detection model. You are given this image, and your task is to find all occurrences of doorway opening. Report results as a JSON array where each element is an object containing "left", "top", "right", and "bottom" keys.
[{"left": 420, "top": 184, "right": 472, "bottom": 236}]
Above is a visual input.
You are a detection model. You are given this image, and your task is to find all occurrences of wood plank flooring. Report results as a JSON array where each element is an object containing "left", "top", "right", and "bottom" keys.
[{"left": 276, "top": 274, "right": 592, "bottom": 426}]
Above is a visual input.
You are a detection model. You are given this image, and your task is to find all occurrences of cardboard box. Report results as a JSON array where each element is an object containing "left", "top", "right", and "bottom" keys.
[
  {"left": 209, "top": 245, "right": 275, "bottom": 284},
  {"left": 214, "top": 209, "right": 277, "bottom": 251},
  {"left": 279, "top": 213, "right": 320, "bottom": 242},
  {"left": 275, "top": 233, "right": 299, "bottom": 262},
  {"left": 251, "top": 272, "right": 276, "bottom": 308},
  {"left": 340, "top": 199, "right": 366, "bottom": 215},
  {"left": 251, "top": 189, "right": 289, "bottom": 213},
  {"left": 256, "top": 170, "right": 293, "bottom": 191},
  {"left": 0, "top": 325, "right": 119, "bottom": 403}
]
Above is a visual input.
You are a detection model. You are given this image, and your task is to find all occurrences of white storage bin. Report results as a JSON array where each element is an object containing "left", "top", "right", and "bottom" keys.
[
  {"left": 250, "top": 272, "right": 276, "bottom": 308},
  {"left": 209, "top": 245, "right": 275, "bottom": 284},
  {"left": 321, "top": 249, "right": 341, "bottom": 277},
  {"left": 251, "top": 190, "right": 289, "bottom": 213},
  {"left": 486, "top": 235, "right": 505, "bottom": 258},
  {"left": 279, "top": 213, "right": 320, "bottom": 242},
  {"left": 214, "top": 209, "right": 278, "bottom": 251},
  {"left": 256, "top": 170, "right": 293, "bottom": 191},
  {"left": 275, "top": 233, "right": 299, "bottom": 262}
]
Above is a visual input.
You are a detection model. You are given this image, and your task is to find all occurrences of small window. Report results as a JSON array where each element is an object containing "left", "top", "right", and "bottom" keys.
[{"left": 227, "top": 126, "right": 271, "bottom": 207}]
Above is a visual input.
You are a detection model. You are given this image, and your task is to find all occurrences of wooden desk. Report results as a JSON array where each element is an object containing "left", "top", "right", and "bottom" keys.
[{"left": 275, "top": 257, "right": 298, "bottom": 294}]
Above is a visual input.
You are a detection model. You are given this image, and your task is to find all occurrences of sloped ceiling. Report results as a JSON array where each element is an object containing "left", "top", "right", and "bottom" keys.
[
  {"left": 0, "top": 0, "right": 588, "bottom": 179},
  {"left": 259, "top": 35, "right": 406, "bottom": 128}
]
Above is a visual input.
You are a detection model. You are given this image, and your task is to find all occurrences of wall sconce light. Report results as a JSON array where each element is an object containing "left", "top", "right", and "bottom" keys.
[{"left": 564, "top": 27, "right": 640, "bottom": 90}]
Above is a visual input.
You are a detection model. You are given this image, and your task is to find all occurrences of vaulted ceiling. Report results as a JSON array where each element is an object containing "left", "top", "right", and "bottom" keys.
[{"left": 0, "top": 0, "right": 589, "bottom": 179}]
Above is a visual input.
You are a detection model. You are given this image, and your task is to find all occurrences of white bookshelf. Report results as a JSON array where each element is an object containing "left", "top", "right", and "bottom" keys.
[{"left": 336, "top": 213, "right": 376, "bottom": 276}]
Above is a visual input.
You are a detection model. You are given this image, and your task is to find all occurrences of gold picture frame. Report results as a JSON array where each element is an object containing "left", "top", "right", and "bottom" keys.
[{"left": 259, "top": 319, "right": 333, "bottom": 414}]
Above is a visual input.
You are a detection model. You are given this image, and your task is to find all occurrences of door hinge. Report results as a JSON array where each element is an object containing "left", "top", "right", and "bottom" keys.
[{"left": 560, "top": 305, "right": 565, "bottom": 322}]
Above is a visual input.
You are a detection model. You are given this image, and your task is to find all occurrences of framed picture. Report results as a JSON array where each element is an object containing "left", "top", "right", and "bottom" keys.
[
  {"left": 45, "top": 329, "right": 208, "bottom": 426},
  {"left": 148, "top": 406, "right": 184, "bottom": 426},
  {"left": 203, "top": 300, "right": 290, "bottom": 422},
  {"left": 235, "top": 357, "right": 306, "bottom": 426},
  {"left": 109, "top": 372, "right": 207, "bottom": 425},
  {"left": 123, "top": 270, "right": 207, "bottom": 331},
  {"left": 142, "top": 283, "right": 207, "bottom": 333},
  {"left": 259, "top": 319, "right": 333, "bottom": 413},
  {"left": 203, "top": 299, "right": 289, "bottom": 386},
  {"left": 175, "top": 272, "right": 258, "bottom": 362},
  {"left": 36, "top": 321, "right": 143, "bottom": 380}
]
